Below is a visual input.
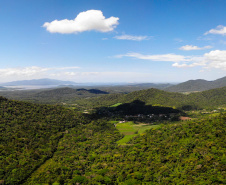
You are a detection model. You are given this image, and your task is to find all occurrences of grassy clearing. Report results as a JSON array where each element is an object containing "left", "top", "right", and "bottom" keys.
[
  {"left": 117, "top": 134, "right": 137, "bottom": 145},
  {"left": 116, "top": 121, "right": 160, "bottom": 145},
  {"left": 110, "top": 103, "right": 122, "bottom": 107}
]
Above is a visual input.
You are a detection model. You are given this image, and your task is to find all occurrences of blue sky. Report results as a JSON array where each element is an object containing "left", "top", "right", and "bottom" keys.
[{"left": 0, "top": 0, "right": 226, "bottom": 83}]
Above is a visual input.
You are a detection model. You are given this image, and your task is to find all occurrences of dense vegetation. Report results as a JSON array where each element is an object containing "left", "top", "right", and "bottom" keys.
[
  {"left": 0, "top": 96, "right": 88, "bottom": 184},
  {"left": 94, "top": 100, "right": 182, "bottom": 123},
  {"left": 1, "top": 82, "right": 225, "bottom": 110},
  {"left": 0, "top": 85, "right": 225, "bottom": 184},
  {"left": 75, "top": 87, "right": 226, "bottom": 110},
  {"left": 0, "top": 87, "right": 108, "bottom": 105},
  {"left": 22, "top": 114, "right": 225, "bottom": 184},
  {"left": 0, "top": 84, "right": 174, "bottom": 105}
]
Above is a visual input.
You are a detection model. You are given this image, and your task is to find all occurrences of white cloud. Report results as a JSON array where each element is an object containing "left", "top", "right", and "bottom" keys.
[
  {"left": 43, "top": 10, "right": 119, "bottom": 34},
  {"left": 179, "top": 45, "right": 212, "bottom": 51},
  {"left": 114, "top": 34, "right": 151, "bottom": 41},
  {"left": 172, "top": 50, "right": 226, "bottom": 69},
  {"left": 117, "top": 50, "right": 226, "bottom": 70},
  {"left": 203, "top": 50, "right": 226, "bottom": 70},
  {"left": 117, "top": 52, "right": 191, "bottom": 62},
  {"left": 0, "top": 66, "right": 80, "bottom": 82},
  {"left": 0, "top": 66, "right": 154, "bottom": 83},
  {"left": 172, "top": 62, "right": 203, "bottom": 68},
  {"left": 204, "top": 25, "right": 226, "bottom": 35},
  {"left": 0, "top": 66, "right": 49, "bottom": 77}
]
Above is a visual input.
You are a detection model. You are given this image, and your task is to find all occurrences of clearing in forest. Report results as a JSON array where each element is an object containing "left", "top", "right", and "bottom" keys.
[
  {"left": 110, "top": 103, "right": 122, "bottom": 107},
  {"left": 116, "top": 121, "right": 160, "bottom": 145}
]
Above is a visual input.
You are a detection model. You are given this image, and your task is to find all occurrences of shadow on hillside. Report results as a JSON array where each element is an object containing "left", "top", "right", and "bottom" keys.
[{"left": 89, "top": 100, "right": 183, "bottom": 122}]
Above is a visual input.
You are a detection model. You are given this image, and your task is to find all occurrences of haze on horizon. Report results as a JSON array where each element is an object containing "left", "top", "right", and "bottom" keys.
[{"left": 0, "top": 0, "right": 226, "bottom": 83}]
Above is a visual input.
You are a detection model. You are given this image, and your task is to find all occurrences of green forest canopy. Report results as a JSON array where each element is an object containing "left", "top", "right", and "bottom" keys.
[{"left": 0, "top": 85, "right": 225, "bottom": 184}]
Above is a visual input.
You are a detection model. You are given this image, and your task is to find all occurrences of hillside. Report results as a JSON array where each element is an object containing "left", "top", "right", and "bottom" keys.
[
  {"left": 36, "top": 87, "right": 108, "bottom": 97},
  {"left": 0, "top": 87, "right": 109, "bottom": 105},
  {"left": 23, "top": 114, "right": 226, "bottom": 184},
  {"left": 165, "top": 76, "right": 226, "bottom": 92},
  {"left": 0, "top": 94, "right": 225, "bottom": 184},
  {"left": 76, "top": 88, "right": 109, "bottom": 94},
  {"left": 0, "top": 96, "right": 88, "bottom": 184},
  {"left": 75, "top": 87, "right": 226, "bottom": 110},
  {"left": 126, "top": 83, "right": 173, "bottom": 89}
]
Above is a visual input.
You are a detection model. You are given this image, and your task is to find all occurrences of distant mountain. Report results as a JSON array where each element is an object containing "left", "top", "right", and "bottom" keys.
[
  {"left": 36, "top": 87, "right": 108, "bottom": 97},
  {"left": 0, "top": 87, "right": 109, "bottom": 104},
  {"left": 165, "top": 76, "right": 226, "bottom": 92},
  {"left": 128, "top": 83, "right": 174, "bottom": 89},
  {"left": 214, "top": 76, "right": 226, "bottom": 87},
  {"left": 0, "top": 78, "right": 78, "bottom": 86}
]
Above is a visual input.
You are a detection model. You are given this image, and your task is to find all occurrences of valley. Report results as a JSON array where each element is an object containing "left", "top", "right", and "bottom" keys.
[{"left": 0, "top": 80, "right": 225, "bottom": 184}]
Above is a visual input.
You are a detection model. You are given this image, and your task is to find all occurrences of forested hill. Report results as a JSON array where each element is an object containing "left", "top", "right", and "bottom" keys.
[
  {"left": 75, "top": 86, "right": 226, "bottom": 110},
  {"left": 0, "top": 96, "right": 88, "bottom": 184},
  {"left": 0, "top": 87, "right": 109, "bottom": 105},
  {"left": 36, "top": 87, "right": 108, "bottom": 96},
  {"left": 23, "top": 113, "right": 226, "bottom": 184},
  {"left": 165, "top": 76, "right": 226, "bottom": 92}
]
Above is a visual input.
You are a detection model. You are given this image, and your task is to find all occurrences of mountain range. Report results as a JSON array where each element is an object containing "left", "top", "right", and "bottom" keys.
[
  {"left": 165, "top": 76, "right": 226, "bottom": 92},
  {"left": 0, "top": 76, "right": 225, "bottom": 93}
]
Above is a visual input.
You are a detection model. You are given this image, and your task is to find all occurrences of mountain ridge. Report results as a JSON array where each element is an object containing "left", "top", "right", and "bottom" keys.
[
  {"left": 75, "top": 86, "right": 226, "bottom": 110},
  {"left": 165, "top": 76, "right": 226, "bottom": 92}
]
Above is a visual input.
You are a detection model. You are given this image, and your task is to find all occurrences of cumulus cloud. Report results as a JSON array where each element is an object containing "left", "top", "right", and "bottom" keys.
[
  {"left": 203, "top": 50, "right": 226, "bottom": 70},
  {"left": 179, "top": 45, "right": 212, "bottom": 51},
  {"left": 204, "top": 25, "right": 226, "bottom": 35},
  {"left": 43, "top": 10, "right": 119, "bottom": 34},
  {"left": 114, "top": 34, "right": 151, "bottom": 41},
  {"left": 172, "top": 50, "right": 226, "bottom": 69}
]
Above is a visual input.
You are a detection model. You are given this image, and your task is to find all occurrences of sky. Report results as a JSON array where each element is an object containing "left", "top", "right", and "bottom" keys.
[{"left": 0, "top": 0, "right": 226, "bottom": 83}]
